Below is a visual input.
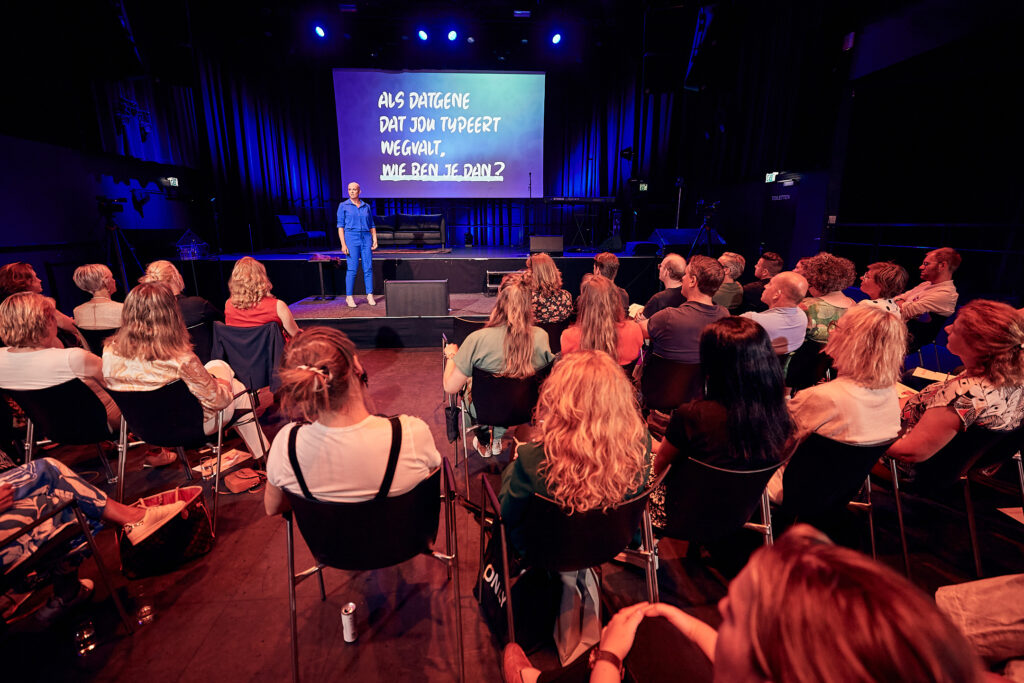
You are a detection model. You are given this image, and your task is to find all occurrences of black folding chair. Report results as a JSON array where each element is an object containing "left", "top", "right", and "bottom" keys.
[
  {"left": 283, "top": 459, "right": 463, "bottom": 682},
  {"left": 780, "top": 434, "right": 892, "bottom": 558},
  {"left": 78, "top": 327, "right": 118, "bottom": 356},
  {"left": 639, "top": 354, "right": 701, "bottom": 413},
  {"left": 535, "top": 320, "right": 569, "bottom": 355},
  {"left": 105, "top": 381, "right": 230, "bottom": 533},
  {"left": 4, "top": 379, "right": 120, "bottom": 483},
  {"left": 660, "top": 457, "right": 782, "bottom": 546},
  {"left": 186, "top": 321, "right": 213, "bottom": 365},
  {"left": 478, "top": 470, "right": 663, "bottom": 643},
  {"left": 784, "top": 341, "right": 834, "bottom": 393}
]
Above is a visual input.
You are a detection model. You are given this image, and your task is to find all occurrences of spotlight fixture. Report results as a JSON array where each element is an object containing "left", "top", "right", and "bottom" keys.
[
  {"left": 513, "top": 10, "right": 531, "bottom": 18},
  {"left": 314, "top": 25, "right": 326, "bottom": 38},
  {"left": 418, "top": 29, "right": 428, "bottom": 41},
  {"left": 448, "top": 30, "right": 457, "bottom": 41},
  {"left": 467, "top": 36, "right": 475, "bottom": 43},
  {"left": 551, "top": 33, "right": 562, "bottom": 45}
]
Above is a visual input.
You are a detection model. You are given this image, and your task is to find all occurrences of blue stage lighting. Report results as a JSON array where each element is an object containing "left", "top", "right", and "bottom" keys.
[
  {"left": 551, "top": 33, "right": 562, "bottom": 45},
  {"left": 448, "top": 30, "right": 457, "bottom": 41},
  {"left": 418, "top": 29, "right": 428, "bottom": 41},
  {"left": 314, "top": 25, "right": 325, "bottom": 38}
]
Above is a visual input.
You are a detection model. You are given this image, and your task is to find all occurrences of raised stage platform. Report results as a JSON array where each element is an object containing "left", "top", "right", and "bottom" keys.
[{"left": 185, "top": 245, "right": 660, "bottom": 348}]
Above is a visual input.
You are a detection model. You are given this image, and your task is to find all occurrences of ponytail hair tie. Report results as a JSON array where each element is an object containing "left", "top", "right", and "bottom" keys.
[{"left": 296, "top": 364, "right": 332, "bottom": 383}]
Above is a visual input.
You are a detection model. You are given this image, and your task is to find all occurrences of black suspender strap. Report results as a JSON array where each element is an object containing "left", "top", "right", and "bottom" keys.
[
  {"left": 287, "top": 424, "right": 316, "bottom": 501},
  {"left": 375, "top": 416, "right": 403, "bottom": 500}
]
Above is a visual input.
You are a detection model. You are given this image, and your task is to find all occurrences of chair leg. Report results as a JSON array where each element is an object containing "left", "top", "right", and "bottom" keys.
[
  {"left": 888, "top": 459, "right": 912, "bottom": 578},
  {"left": 116, "top": 417, "right": 128, "bottom": 503},
  {"left": 762, "top": 490, "right": 774, "bottom": 546},
  {"left": 95, "top": 443, "right": 116, "bottom": 484},
  {"left": 962, "top": 475, "right": 983, "bottom": 578},
  {"left": 72, "top": 504, "right": 134, "bottom": 634},
  {"left": 640, "top": 505, "right": 659, "bottom": 603},
  {"left": 286, "top": 515, "right": 300, "bottom": 683},
  {"left": 211, "top": 413, "right": 224, "bottom": 536},
  {"left": 445, "top": 478, "right": 466, "bottom": 682},
  {"left": 865, "top": 477, "right": 877, "bottom": 561},
  {"left": 249, "top": 390, "right": 269, "bottom": 461},
  {"left": 176, "top": 447, "right": 194, "bottom": 481},
  {"left": 1015, "top": 453, "right": 1024, "bottom": 509},
  {"left": 23, "top": 418, "right": 36, "bottom": 463}
]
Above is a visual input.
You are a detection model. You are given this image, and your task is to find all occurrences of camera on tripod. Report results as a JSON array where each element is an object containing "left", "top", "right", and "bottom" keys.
[{"left": 96, "top": 196, "right": 127, "bottom": 217}]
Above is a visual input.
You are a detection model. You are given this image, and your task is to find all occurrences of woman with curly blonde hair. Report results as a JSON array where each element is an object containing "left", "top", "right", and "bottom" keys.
[
  {"left": 139, "top": 259, "right": 221, "bottom": 330},
  {"left": 560, "top": 274, "right": 643, "bottom": 366},
  {"left": 443, "top": 272, "right": 554, "bottom": 457},
  {"left": 798, "top": 252, "right": 858, "bottom": 344},
  {"left": 525, "top": 252, "right": 572, "bottom": 323},
  {"left": 225, "top": 257, "right": 299, "bottom": 339},
  {"left": 499, "top": 350, "right": 651, "bottom": 552}
]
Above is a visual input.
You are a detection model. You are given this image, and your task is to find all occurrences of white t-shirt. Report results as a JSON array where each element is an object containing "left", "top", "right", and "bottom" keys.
[
  {"left": 788, "top": 376, "right": 901, "bottom": 446},
  {"left": 0, "top": 346, "right": 118, "bottom": 426},
  {"left": 267, "top": 414, "right": 442, "bottom": 503}
]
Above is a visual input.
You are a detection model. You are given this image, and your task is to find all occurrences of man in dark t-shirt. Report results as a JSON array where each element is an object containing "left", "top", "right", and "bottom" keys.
[
  {"left": 640, "top": 253, "right": 687, "bottom": 319},
  {"left": 640, "top": 255, "right": 728, "bottom": 364}
]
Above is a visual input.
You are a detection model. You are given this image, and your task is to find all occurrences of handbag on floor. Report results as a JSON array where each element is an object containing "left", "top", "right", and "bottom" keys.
[{"left": 119, "top": 486, "right": 215, "bottom": 579}]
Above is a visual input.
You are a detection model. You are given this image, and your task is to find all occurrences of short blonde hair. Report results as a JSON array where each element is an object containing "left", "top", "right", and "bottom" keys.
[
  {"left": 108, "top": 283, "right": 191, "bottom": 361},
  {"left": 824, "top": 305, "right": 906, "bottom": 388},
  {"left": 536, "top": 351, "right": 648, "bottom": 514},
  {"left": 718, "top": 252, "right": 746, "bottom": 280},
  {"left": 228, "top": 257, "right": 273, "bottom": 310},
  {"left": 525, "top": 252, "right": 563, "bottom": 296},
  {"left": 139, "top": 260, "right": 185, "bottom": 295},
  {"left": 0, "top": 292, "right": 54, "bottom": 348},
  {"left": 73, "top": 264, "right": 112, "bottom": 294}
]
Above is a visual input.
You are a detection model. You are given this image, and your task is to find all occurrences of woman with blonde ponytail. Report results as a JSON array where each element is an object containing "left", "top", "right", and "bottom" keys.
[
  {"left": 560, "top": 274, "right": 643, "bottom": 365},
  {"left": 264, "top": 327, "right": 440, "bottom": 513},
  {"left": 442, "top": 272, "right": 555, "bottom": 457}
]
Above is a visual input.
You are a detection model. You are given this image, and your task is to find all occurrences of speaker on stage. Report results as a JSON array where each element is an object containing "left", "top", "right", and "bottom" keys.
[
  {"left": 529, "top": 235, "right": 563, "bottom": 256},
  {"left": 384, "top": 280, "right": 450, "bottom": 317},
  {"left": 596, "top": 234, "right": 623, "bottom": 252}
]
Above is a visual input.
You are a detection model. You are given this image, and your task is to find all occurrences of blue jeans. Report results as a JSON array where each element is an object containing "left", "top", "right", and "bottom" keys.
[{"left": 344, "top": 230, "right": 374, "bottom": 296}]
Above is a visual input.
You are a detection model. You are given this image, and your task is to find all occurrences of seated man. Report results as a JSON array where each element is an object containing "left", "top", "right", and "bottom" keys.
[
  {"left": 741, "top": 271, "right": 809, "bottom": 354},
  {"left": 591, "top": 252, "right": 629, "bottom": 312},
  {"left": 712, "top": 252, "right": 746, "bottom": 312},
  {"left": 895, "top": 247, "right": 960, "bottom": 321},
  {"left": 740, "top": 251, "right": 784, "bottom": 313},
  {"left": 639, "top": 253, "right": 686, "bottom": 320},
  {"left": 640, "top": 255, "right": 728, "bottom": 364}
]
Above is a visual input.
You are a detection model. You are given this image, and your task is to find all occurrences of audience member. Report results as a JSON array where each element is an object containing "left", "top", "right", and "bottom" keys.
[
  {"left": 139, "top": 260, "right": 221, "bottom": 329},
  {"left": 740, "top": 251, "right": 784, "bottom": 313},
  {"left": 103, "top": 283, "right": 268, "bottom": 459},
  {"left": 740, "top": 271, "right": 808, "bottom": 355},
  {"left": 640, "top": 255, "right": 728, "bottom": 364},
  {"left": 639, "top": 253, "right": 686, "bottom": 319},
  {"left": 525, "top": 252, "right": 573, "bottom": 324},
  {"left": 798, "top": 252, "right": 858, "bottom": 344},
  {"left": 561, "top": 275, "right": 643, "bottom": 366},
  {"left": 71, "top": 263, "right": 122, "bottom": 330},
  {"left": 712, "top": 252, "right": 745, "bottom": 312},
  {"left": 264, "top": 327, "right": 440, "bottom": 512},
  {"left": 858, "top": 261, "right": 908, "bottom": 315},
  {"left": 443, "top": 273, "right": 554, "bottom": 458},
  {"left": 225, "top": 256, "right": 300, "bottom": 339},
  {"left": 895, "top": 247, "right": 960, "bottom": 321},
  {"left": 888, "top": 300, "right": 1024, "bottom": 464},
  {"left": 592, "top": 252, "right": 629, "bottom": 311},
  {"left": 504, "top": 525, "right": 986, "bottom": 683},
  {"left": 0, "top": 262, "right": 85, "bottom": 347},
  {"left": 499, "top": 351, "right": 651, "bottom": 554}
]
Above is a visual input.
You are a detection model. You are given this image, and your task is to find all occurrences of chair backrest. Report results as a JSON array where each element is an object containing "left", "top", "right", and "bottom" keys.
[
  {"left": 535, "top": 320, "right": 569, "bottom": 355},
  {"left": 661, "top": 457, "right": 781, "bottom": 543},
  {"left": 285, "top": 469, "right": 441, "bottom": 570},
  {"left": 211, "top": 321, "right": 284, "bottom": 392},
  {"left": 912, "top": 426, "right": 1020, "bottom": 491},
  {"left": 471, "top": 366, "right": 548, "bottom": 427},
  {"left": 5, "top": 379, "right": 112, "bottom": 445},
  {"left": 782, "top": 434, "right": 889, "bottom": 518},
  {"left": 187, "top": 321, "right": 213, "bottom": 364},
  {"left": 972, "top": 425, "right": 1024, "bottom": 471},
  {"left": 276, "top": 214, "right": 305, "bottom": 239},
  {"left": 639, "top": 354, "right": 701, "bottom": 412},
  {"left": 450, "top": 318, "right": 487, "bottom": 346},
  {"left": 105, "top": 380, "right": 208, "bottom": 448},
  {"left": 78, "top": 327, "right": 118, "bottom": 356},
  {"left": 785, "top": 341, "right": 834, "bottom": 392},
  {"left": 906, "top": 314, "right": 950, "bottom": 354},
  {"left": 516, "top": 487, "right": 653, "bottom": 572}
]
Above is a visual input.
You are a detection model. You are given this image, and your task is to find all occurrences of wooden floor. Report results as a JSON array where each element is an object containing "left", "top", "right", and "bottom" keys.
[{"left": 4, "top": 347, "right": 1024, "bottom": 682}]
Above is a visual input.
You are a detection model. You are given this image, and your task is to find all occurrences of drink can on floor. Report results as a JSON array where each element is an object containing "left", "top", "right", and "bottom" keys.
[{"left": 341, "top": 602, "right": 358, "bottom": 642}]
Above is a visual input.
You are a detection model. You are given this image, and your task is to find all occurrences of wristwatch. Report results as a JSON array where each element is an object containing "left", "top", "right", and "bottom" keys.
[{"left": 588, "top": 648, "right": 624, "bottom": 679}]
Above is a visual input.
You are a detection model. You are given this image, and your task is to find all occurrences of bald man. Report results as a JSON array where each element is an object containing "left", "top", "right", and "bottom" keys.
[
  {"left": 639, "top": 253, "right": 687, "bottom": 320},
  {"left": 741, "top": 271, "right": 809, "bottom": 354}
]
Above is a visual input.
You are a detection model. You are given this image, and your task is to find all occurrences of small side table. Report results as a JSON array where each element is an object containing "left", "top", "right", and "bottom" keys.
[{"left": 308, "top": 255, "right": 341, "bottom": 301}]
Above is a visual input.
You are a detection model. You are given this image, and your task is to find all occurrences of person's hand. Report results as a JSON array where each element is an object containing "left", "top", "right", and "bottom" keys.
[
  {"left": 644, "top": 603, "right": 719, "bottom": 660},
  {"left": 0, "top": 482, "right": 15, "bottom": 514},
  {"left": 341, "top": 243, "right": 349, "bottom": 256},
  {"left": 444, "top": 343, "right": 458, "bottom": 360},
  {"left": 371, "top": 237, "right": 378, "bottom": 250},
  {"left": 599, "top": 601, "right": 649, "bottom": 661}
]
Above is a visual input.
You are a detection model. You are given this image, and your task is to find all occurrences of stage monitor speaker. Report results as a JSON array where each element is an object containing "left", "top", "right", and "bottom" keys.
[
  {"left": 596, "top": 234, "right": 623, "bottom": 252},
  {"left": 529, "top": 235, "right": 563, "bottom": 256},
  {"left": 627, "top": 241, "right": 660, "bottom": 256},
  {"left": 384, "top": 280, "right": 450, "bottom": 317}
]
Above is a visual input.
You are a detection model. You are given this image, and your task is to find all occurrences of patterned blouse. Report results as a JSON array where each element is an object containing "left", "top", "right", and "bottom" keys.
[
  {"left": 902, "top": 373, "right": 1024, "bottom": 432},
  {"left": 800, "top": 297, "right": 850, "bottom": 344},
  {"left": 531, "top": 289, "right": 573, "bottom": 324},
  {"left": 102, "top": 349, "right": 232, "bottom": 423}
]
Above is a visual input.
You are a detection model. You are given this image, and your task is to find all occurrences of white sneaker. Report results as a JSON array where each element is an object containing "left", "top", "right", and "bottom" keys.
[
  {"left": 472, "top": 436, "right": 493, "bottom": 459},
  {"left": 491, "top": 438, "right": 503, "bottom": 456},
  {"left": 346, "top": 296, "right": 356, "bottom": 308},
  {"left": 366, "top": 293, "right": 376, "bottom": 306},
  {"left": 123, "top": 502, "right": 187, "bottom": 546}
]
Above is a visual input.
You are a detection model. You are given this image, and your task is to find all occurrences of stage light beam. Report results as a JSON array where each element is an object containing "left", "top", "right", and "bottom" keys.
[
  {"left": 314, "top": 25, "right": 326, "bottom": 38},
  {"left": 551, "top": 33, "right": 562, "bottom": 45},
  {"left": 448, "top": 30, "right": 457, "bottom": 41},
  {"left": 418, "top": 29, "right": 428, "bottom": 41}
]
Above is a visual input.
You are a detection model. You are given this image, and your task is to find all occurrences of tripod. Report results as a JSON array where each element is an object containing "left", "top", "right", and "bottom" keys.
[
  {"left": 687, "top": 200, "right": 723, "bottom": 258},
  {"left": 99, "top": 200, "right": 143, "bottom": 292}
]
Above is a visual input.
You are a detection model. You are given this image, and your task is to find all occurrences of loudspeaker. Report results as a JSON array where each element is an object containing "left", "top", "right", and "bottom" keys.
[
  {"left": 384, "top": 280, "right": 450, "bottom": 317},
  {"left": 596, "top": 234, "right": 623, "bottom": 252},
  {"left": 627, "top": 241, "right": 660, "bottom": 256},
  {"left": 529, "top": 235, "right": 563, "bottom": 256}
]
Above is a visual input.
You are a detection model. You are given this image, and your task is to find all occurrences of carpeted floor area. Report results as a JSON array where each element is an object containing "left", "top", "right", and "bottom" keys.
[{"left": 291, "top": 293, "right": 496, "bottom": 320}]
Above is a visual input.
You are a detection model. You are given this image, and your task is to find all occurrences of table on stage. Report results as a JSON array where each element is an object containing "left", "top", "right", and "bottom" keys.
[{"left": 543, "top": 196, "right": 616, "bottom": 248}]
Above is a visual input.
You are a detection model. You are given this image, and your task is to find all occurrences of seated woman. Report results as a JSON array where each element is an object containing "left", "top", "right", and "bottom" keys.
[
  {"left": 857, "top": 261, "right": 908, "bottom": 316},
  {"left": 769, "top": 305, "right": 906, "bottom": 502},
  {"left": 1, "top": 458, "right": 184, "bottom": 622},
  {"left": 263, "top": 327, "right": 440, "bottom": 511},
  {"left": 504, "top": 525, "right": 987, "bottom": 683},
  {"left": 102, "top": 283, "right": 268, "bottom": 459},
  {"left": 443, "top": 272, "right": 554, "bottom": 458},
  {"left": 224, "top": 256, "right": 300, "bottom": 340},
  {"left": 560, "top": 275, "right": 643, "bottom": 366},
  {"left": 888, "top": 300, "right": 1024, "bottom": 464},
  {"left": 139, "top": 260, "right": 221, "bottom": 329},
  {"left": 71, "top": 263, "right": 122, "bottom": 331},
  {"left": 0, "top": 262, "right": 85, "bottom": 348},
  {"left": 499, "top": 350, "right": 651, "bottom": 555},
  {"left": 526, "top": 252, "right": 573, "bottom": 324},
  {"left": 798, "top": 252, "right": 858, "bottom": 344},
  {"left": 654, "top": 317, "right": 793, "bottom": 476}
]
